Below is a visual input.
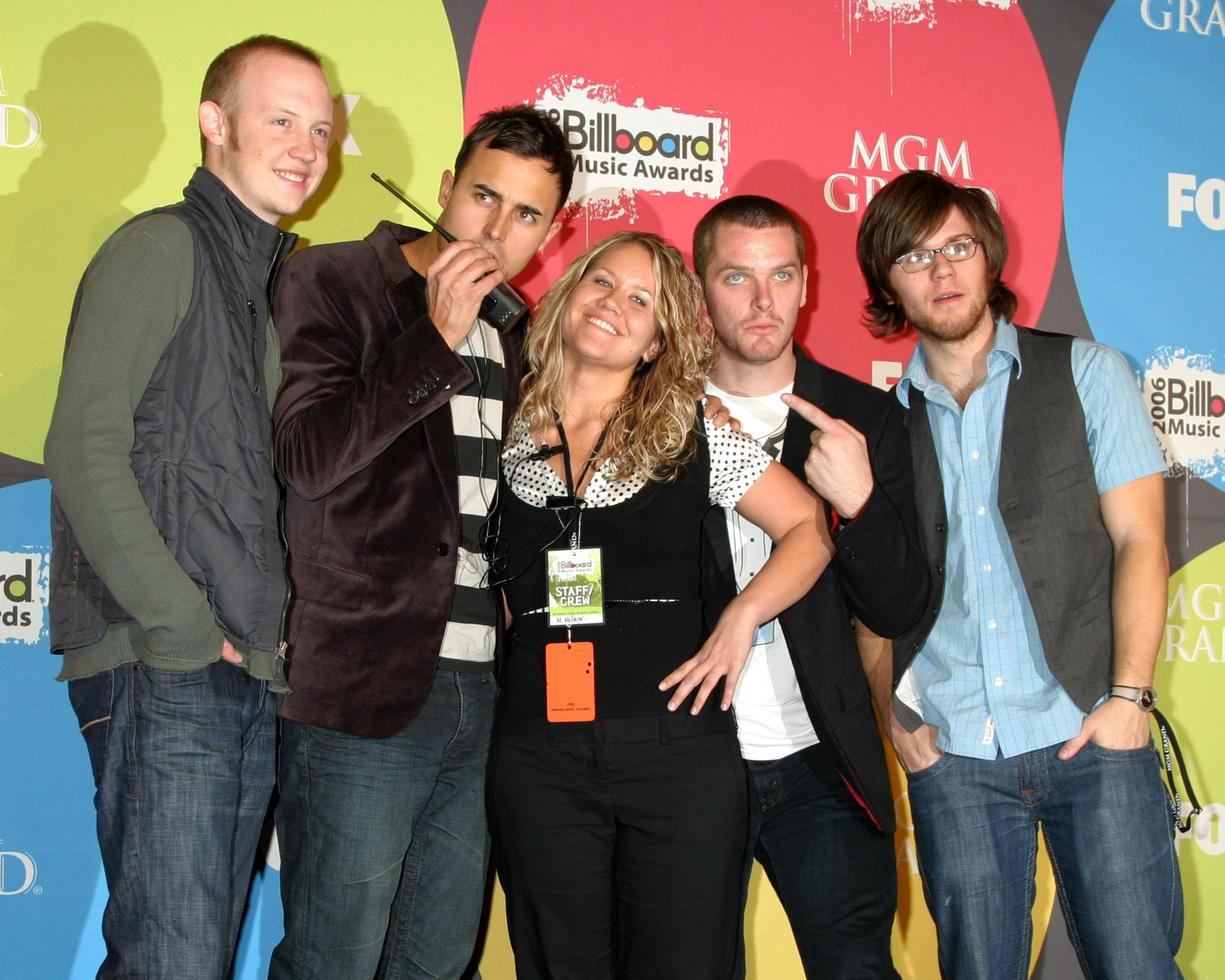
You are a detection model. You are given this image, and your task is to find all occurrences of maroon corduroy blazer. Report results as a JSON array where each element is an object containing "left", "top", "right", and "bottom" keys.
[{"left": 271, "top": 221, "right": 521, "bottom": 738}]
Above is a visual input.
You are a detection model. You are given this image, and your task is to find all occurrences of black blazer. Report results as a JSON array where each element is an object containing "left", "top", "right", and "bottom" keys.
[{"left": 701, "top": 347, "right": 929, "bottom": 832}]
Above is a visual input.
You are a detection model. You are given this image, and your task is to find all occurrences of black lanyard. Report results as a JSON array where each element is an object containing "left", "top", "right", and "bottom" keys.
[{"left": 549, "top": 412, "right": 610, "bottom": 547}]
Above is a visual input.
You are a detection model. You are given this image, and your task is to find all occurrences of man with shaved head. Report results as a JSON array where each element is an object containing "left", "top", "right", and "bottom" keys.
[
  {"left": 695, "top": 194, "right": 928, "bottom": 978},
  {"left": 45, "top": 35, "right": 334, "bottom": 977}
]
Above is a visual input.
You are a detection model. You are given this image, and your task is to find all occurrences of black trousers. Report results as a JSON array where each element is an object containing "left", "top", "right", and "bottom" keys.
[{"left": 490, "top": 714, "right": 748, "bottom": 980}]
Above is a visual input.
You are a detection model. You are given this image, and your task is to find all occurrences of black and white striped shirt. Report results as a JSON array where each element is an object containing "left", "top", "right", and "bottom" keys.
[{"left": 438, "top": 318, "right": 504, "bottom": 670}]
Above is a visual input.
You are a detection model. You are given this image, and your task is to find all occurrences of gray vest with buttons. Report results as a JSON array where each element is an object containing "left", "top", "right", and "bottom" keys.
[{"left": 893, "top": 328, "right": 1115, "bottom": 729}]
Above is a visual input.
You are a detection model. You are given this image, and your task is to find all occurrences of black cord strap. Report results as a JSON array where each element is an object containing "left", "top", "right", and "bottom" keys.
[{"left": 1152, "top": 707, "right": 1201, "bottom": 834}]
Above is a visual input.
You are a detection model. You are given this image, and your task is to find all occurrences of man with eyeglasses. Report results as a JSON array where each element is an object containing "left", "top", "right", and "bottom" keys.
[{"left": 853, "top": 169, "right": 1181, "bottom": 978}]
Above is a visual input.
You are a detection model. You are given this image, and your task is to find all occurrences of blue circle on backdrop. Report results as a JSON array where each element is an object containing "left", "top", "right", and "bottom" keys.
[
  {"left": 0, "top": 480, "right": 98, "bottom": 977},
  {"left": 1065, "top": 0, "right": 1225, "bottom": 492},
  {"left": 0, "top": 480, "right": 282, "bottom": 977}
]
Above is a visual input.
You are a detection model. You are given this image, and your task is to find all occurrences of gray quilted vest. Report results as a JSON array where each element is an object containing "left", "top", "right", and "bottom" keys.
[{"left": 50, "top": 168, "right": 294, "bottom": 654}]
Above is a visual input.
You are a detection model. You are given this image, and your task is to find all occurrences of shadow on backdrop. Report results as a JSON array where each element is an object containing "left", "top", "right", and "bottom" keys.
[{"left": 0, "top": 23, "right": 164, "bottom": 466}]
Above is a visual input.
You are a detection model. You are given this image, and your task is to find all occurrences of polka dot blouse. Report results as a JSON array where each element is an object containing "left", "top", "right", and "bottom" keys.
[{"left": 503, "top": 413, "right": 771, "bottom": 510}]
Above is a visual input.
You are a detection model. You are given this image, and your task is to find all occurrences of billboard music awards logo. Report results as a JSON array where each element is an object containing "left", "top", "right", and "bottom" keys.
[
  {"left": 0, "top": 66, "right": 41, "bottom": 150},
  {"left": 0, "top": 551, "right": 47, "bottom": 644},
  {"left": 1145, "top": 351, "right": 1225, "bottom": 477},
  {"left": 534, "top": 79, "right": 728, "bottom": 217}
]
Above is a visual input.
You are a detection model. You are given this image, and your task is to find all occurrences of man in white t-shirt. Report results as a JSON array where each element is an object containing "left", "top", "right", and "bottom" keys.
[{"left": 695, "top": 196, "right": 929, "bottom": 978}]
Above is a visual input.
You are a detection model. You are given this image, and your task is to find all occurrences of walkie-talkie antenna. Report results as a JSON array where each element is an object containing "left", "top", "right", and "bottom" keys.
[{"left": 370, "top": 172, "right": 456, "bottom": 241}]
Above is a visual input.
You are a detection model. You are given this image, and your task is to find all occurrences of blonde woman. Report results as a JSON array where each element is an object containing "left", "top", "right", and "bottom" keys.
[{"left": 489, "top": 231, "right": 832, "bottom": 979}]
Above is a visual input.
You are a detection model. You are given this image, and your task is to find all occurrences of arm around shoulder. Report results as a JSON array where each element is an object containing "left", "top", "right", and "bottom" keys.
[{"left": 660, "top": 460, "right": 833, "bottom": 713}]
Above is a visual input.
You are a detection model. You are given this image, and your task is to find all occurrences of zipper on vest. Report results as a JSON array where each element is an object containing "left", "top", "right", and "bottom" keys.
[
  {"left": 247, "top": 300, "right": 262, "bottom": 394},
  {"left": 275, "top": 489, "right": 292, "bottom": 662},
  {"left": 266, "top": 231, "right": 289, "bottom": 665},
  {"left": 264, "top": 230, "right": 286, "bottom": 301}
]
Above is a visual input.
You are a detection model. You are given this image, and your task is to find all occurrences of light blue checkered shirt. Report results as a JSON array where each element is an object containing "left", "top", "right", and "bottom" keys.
[{"left": 896, "top": 319, "right": 1166, "bottom": 759}]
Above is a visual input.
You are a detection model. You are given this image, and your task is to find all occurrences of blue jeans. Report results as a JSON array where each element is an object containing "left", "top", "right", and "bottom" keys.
[
  {"left": 68, "top": 660, "right": 276, "bottom": 978},
  {"left": 735, "top": 745, "right": 899, "bottom": 979},
  {"left": 270, "top": 669, "right": 496, "bottom": 980},
  {"left": 907, "top": 741, "right": 1183, "bottom": 979}
]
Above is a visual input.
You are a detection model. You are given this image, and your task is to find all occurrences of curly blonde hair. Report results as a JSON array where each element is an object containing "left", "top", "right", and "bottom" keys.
[{"left": 515, "top": 232, "right": 712, "bottom": 483}]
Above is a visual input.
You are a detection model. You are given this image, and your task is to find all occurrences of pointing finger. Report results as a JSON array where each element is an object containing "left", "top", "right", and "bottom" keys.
[{"left": 782, "top": 392, "right": 837, "bottom": 430}]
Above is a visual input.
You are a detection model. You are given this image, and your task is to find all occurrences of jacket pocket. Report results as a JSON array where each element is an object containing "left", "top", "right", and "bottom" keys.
[
  {"left": 50, "top": 547, "right": 110, "bottom": 650},
  {"left": 1071, "top": 587, "right": 1109, "bottom": 629},
  {"left": 1046, "top": 457, "right": 1094, "bottom": 493},
  {"left": 287, "top": 556, "right": 372, "bottom": 612}
]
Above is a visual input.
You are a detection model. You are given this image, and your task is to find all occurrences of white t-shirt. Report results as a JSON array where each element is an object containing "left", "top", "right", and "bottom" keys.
[{"left": 705, "top": 379, "right": 819, "bottom": 761}]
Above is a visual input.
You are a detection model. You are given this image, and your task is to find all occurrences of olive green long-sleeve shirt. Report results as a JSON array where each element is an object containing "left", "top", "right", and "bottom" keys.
[{"left": 44, "top": 212, "right": 281, "bottom": 682}]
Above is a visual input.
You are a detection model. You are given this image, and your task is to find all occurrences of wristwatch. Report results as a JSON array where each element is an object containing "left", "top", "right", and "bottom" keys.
[{"left": 1109, "top": 685, "right": 1157, "bottom": 712}]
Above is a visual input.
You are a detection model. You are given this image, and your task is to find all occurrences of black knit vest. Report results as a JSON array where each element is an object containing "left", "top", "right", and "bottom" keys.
[{"left": 894, "top": 328, "right": 1115, "bottom": 717}]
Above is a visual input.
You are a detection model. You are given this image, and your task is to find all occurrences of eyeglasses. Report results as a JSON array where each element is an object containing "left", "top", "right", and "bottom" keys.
[{"left": 893, "top": 237, "right": 979, "bottom": 274}]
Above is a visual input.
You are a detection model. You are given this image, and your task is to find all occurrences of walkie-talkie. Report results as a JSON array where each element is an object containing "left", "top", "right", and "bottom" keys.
[{"left": 371, "top": 172, "right": 530, "bottom": 333}]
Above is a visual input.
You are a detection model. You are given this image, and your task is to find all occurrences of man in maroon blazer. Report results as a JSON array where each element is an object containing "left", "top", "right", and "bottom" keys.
[{"left": 267, "top": 107, "right": 573, "bottom": 979}]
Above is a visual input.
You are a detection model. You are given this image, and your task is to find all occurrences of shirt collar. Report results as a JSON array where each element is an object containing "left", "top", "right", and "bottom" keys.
[{"left": 896, "top": 316, "right": 1020, "bottom": 408}]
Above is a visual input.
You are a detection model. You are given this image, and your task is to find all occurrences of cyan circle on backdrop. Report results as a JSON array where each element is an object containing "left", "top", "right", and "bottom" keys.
[
  {"left": 1064, "top": 0, "right": 1225, "bottom": 492},
  {"left": 0, "top": 480, "right": 99, "bottom": 978}
]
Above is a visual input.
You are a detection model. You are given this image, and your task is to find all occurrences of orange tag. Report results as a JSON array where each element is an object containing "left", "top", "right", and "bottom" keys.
[{"left": 545, "top": 641, "right": 596, "bottom": 722}]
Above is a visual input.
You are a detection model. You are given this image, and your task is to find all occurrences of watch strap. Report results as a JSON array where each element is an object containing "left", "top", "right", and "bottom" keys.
[{"left": 1109, "top": 685, "right": 1157, "bottom": 711}]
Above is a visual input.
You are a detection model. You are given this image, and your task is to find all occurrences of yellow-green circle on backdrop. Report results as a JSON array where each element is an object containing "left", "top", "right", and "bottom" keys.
[
  {"left": 0, "top": 2, "right": 461, "bottom": 463},
  {"left": 1158, "top": 539, "right": 1225, "bottom": 977}
]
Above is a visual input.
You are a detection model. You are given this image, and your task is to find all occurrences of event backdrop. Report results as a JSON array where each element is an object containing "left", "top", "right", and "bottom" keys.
[{"left": 1, "top": 2, "right": 1221, "bottom": 977}]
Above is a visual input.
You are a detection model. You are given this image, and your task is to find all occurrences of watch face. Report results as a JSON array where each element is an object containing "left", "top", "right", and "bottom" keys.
[{"left": 1140, "top": 689, "right": 1157, "bottom": 710}]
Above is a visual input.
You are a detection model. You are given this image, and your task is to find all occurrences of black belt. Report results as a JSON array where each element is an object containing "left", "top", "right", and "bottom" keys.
[{"left": 495, "top": 708, "right": 735, "bottom": 744}]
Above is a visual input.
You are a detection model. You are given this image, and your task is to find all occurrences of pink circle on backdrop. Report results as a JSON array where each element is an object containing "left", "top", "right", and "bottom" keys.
[{"left": 466, "top": 0, "right": 1061, "bottom": 382}]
